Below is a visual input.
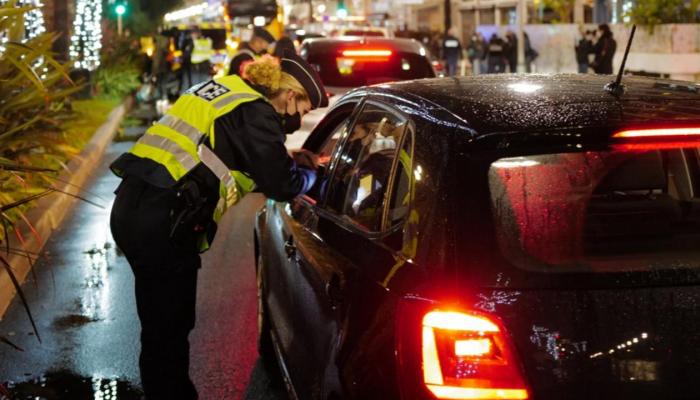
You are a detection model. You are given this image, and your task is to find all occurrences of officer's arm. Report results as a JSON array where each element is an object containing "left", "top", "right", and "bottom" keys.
[{"left": 214, "top": 102, "right": 315, "bottom": 201}]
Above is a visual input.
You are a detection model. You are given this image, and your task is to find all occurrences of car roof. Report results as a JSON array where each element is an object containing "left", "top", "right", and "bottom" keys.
[
  {"left": 366, "top": 74, "right": 700, "bottom": 137},
  {"left": 301, "top": 37, "right": 426, "bottom": 55}
]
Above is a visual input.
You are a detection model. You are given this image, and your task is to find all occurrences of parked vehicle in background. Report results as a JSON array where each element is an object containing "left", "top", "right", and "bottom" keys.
[
  {"left": 335, "top": 27, "right": 389, "bottom": 37},
  {"left": 286, "top": 37, "right": 434, "bottom": 149},
  {"left": 257, "top": 73, "right": 700, "bottom": 400},
  {"left": 300, "top": 37, "right": 433, "bottom": 95}
]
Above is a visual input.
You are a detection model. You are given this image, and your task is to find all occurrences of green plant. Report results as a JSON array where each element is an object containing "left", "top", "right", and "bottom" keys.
[
  {"left": 541, "top": 0, "right": 575, "bottom": 23},
  {"left": 94, "top": 34, "right": 142, "bottom": 100},
  {"left": 625, "top": 0, "right": 700, "bottom": 29},
  {"left": 0, "top": 0, "right": 80, "bottom": 233},
  {"left": 0, "top": 1, "right": 97, "bottom": 347},
  {"left": 94, "top": 62, "right": 141, "bottom": 100}
]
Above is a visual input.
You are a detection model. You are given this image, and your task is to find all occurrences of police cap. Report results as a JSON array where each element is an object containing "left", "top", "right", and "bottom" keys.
[
  {"left": 252, "top": 27, "right": 276, "bottom": 44},
  {"left": 280, "top": 51, "right": 329, "bottom": 109}
]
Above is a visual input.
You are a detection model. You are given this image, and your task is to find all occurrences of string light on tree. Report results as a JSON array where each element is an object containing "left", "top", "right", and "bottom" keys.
[
  {"left": 19, "top": 0, "right": 46, "bottom": 40},
  {"left": 0, "top": 0, "right": 46, "bottom": 51},
  {"left": 69, "top": 0, "right": 103, "bottom": 71}
]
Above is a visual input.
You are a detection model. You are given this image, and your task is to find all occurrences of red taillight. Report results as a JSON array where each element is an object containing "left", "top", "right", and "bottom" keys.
[
  {"left": 613, "top": 127, "right": 700, "bottom": 138},
  {"left": 341, "top": 49, "right": 392, "bottom": 58},
  {"left": 421, "top": 310, "right": 529, "bottom": 400},
  {"left": 612, "top": 127, "right": 700, "bottom": 150}
]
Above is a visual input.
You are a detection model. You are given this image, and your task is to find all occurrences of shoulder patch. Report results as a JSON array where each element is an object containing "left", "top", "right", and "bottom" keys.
[{"left": 194, "top": 81, "right": 231, "bottom": 101}]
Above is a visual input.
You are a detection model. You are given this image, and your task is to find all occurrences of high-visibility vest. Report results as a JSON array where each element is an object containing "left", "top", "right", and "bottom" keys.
[
  {"left": 113, "top": 75, "right": 264, "bottom": 250},
  {"left": 192, "top": 37, "right": 213, "bottom": 64}
]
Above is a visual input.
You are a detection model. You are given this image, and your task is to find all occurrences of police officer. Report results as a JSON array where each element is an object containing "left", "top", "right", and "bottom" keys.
[
  {"left": 109, "top": 52, "right": 328, "bottom": 400},
  {"left": 228, "top": 27, "right": 276, "bottom": 76},
  {"left": 441, "top": 28, "right": 463, "bottom": 77},
  {"left": 190, "top": 28, "right": 214, "bottom": 80}
]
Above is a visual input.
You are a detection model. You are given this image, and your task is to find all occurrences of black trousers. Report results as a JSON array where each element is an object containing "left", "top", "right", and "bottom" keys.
[
  {"left": 110, "top": 175, "right": 200, "bottom": 400},
  {"left": 178, "top": 61, "right": 193, "bottom": 93}
]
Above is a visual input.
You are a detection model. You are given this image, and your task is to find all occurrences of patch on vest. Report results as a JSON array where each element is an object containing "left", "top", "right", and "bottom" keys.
[{"left": 194, "top": 81, "right": 230, "bottom": 101}]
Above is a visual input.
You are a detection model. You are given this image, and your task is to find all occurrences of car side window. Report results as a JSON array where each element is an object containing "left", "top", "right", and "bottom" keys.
[
  {"left": 325, "top": 102, "right": 408, "bottom": 232},
  {"left": 386, "top": 130, "right": 414, "bottom": 227},
  {"left": 302, "top": 102, "right": 359, "bottom": 203},
  {"left": 316, "top": 121, "right": 348, "bottom": 168}
]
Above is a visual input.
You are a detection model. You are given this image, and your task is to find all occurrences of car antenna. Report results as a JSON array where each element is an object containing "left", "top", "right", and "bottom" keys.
[{"left": 605, "top": 24, "right": 636, "bottom": 97}]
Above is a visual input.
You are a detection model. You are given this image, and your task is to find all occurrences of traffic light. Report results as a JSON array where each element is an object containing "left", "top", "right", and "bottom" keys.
[
  {"left": 336, "top": 0, "right": 347, "bottom": 19},
  {"left": 114, "top": 1, "right": 127, "bottom": 36},
  {"left": 114, "top": 1, "right": 127, "bottom": 16}
]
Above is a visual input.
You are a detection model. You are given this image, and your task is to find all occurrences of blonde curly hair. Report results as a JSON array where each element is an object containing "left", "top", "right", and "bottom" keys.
[{"left": 242, "top": 55, "right": 309, "bottom": 101}]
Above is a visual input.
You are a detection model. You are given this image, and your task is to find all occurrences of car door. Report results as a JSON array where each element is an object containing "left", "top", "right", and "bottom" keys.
[
  {"left": 283, "top": 100, "right": 416, "bottom": 399},
  {"left": 266, "top": 99, "right": 363, "bottom": 389}
]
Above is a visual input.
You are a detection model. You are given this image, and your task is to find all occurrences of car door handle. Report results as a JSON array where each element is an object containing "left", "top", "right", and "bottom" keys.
[
  {"left": 284, "top": 237, "right": 296, "bottom": 259},
  {"left": 326, "top": 273, "right": 344, "bottom": 309}
]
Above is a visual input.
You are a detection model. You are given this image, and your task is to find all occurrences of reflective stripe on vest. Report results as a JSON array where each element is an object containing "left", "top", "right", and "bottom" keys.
[
  {"left": 158, "top": 114, "right": 203, "bottom": 144},
  {"left": 213, "top": 92, "right": 260, "bottom": 110}
]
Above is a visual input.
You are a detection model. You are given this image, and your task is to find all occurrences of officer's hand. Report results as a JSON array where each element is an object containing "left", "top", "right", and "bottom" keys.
[{"left": 292, "top": 149, "right": 319, "bottom": 170}]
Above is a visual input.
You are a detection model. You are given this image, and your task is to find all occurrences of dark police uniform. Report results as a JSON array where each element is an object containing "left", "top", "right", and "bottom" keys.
[
  {"left": 228, "top": 27, "right": 276, "bottom": 76},
  {"left": 110, "top": 54, "right": 327, "bottom": 400}
]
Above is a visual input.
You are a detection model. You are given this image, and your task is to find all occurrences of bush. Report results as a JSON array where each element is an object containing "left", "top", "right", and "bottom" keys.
[
  {"left": 93, "top": 35, "right": 143, "bottom": 100},
  {"left": 0, "top": 2, "right": 81, "bottom": 229},
  {"left": 94, "top": 62, "right": 141, "bottom": 100},
  {"left": 626, "top": 0, "right": 700, "bottom": 28}
]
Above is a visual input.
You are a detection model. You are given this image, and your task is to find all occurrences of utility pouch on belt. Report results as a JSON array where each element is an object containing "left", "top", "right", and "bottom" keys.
[{"left": 169, "top": 178, "right": 211, "bottom": 245}]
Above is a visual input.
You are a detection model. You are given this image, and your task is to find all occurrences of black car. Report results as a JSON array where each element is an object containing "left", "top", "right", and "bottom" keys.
[
  {"left": 254, "top": 74, "right": 700, "bottom": 400},
  {"left": 299, "top": 37, "right": 435, "bottom": 95}
]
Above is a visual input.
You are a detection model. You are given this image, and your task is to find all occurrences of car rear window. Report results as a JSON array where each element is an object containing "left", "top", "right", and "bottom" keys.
[
  {"left": 306, "top": 50, "right": 434, "bottom": 88},
  {"left": 489, "top": 148, "right": 700, "bottom": 274}
]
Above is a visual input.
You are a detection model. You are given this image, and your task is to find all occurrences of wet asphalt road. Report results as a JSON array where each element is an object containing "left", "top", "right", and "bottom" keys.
[{"left": 0, "top": 134, "right": 287, "bottom": 399}]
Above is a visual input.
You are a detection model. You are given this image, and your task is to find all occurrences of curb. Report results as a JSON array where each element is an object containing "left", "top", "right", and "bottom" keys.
[{"left": 0, "top": 99, "right": 130, "bottom": 319}]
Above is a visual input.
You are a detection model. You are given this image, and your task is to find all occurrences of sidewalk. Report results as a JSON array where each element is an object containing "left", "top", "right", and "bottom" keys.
[{"left": 0, "top": 140, "right": 143, "bottom": 397}]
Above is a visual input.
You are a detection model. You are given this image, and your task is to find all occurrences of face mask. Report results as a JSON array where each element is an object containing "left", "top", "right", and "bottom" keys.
[
  {"left": 282, "top": 112, "right": 302, "bottom": 134},
  {"left": 281, "top": 97, "right": 302, "bottom": 134}
]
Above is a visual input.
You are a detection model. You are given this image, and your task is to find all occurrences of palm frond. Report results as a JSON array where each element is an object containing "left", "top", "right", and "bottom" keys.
[
  {"left": 0, "top": 254, "right": 41, "bottom": 343},
  {"left": 0, "top": 189, "right": 54, "bottom": 212}
]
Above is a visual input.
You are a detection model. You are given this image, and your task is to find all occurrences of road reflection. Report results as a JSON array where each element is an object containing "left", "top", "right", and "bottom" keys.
[{"left": 3, "top": 371, "right": 142, "bottom": 399}]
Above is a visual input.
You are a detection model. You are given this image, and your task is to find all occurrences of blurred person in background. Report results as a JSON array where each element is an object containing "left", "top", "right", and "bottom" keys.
[
  {"left": 575, "top": 29, "right": 594, "bottom": 73},
  {"left": 484, "top": 33, "right": 506, "bottom": 73},
  {"left": 153, "top": 30, "right": 171, "bottom": 99},
  {"left": 228, "top": 27, "right": 275, "bottom": 76},
  {"left": 273, "top": 36, "right": 297, "bottom": 58},
  {"left": 178, "top": 30, "right": 194, "bottom": 92},
  {"left": 190, "top": 28, "right": 214, "bottom": 83},
  {"left": 505, "top": 31, "right": 517, "bottom": 73},
  {"left": 442, "top": 28, "right": 463, "bottom": 76},
  {"left": 467, "top": 32, "right": 485, "bottom": 75},
  {"left": 524, "top": 32, "right": 537, "bottom": 72},
  {"left": 590, "top": 24, "right": 616, "bottom": 74}
]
